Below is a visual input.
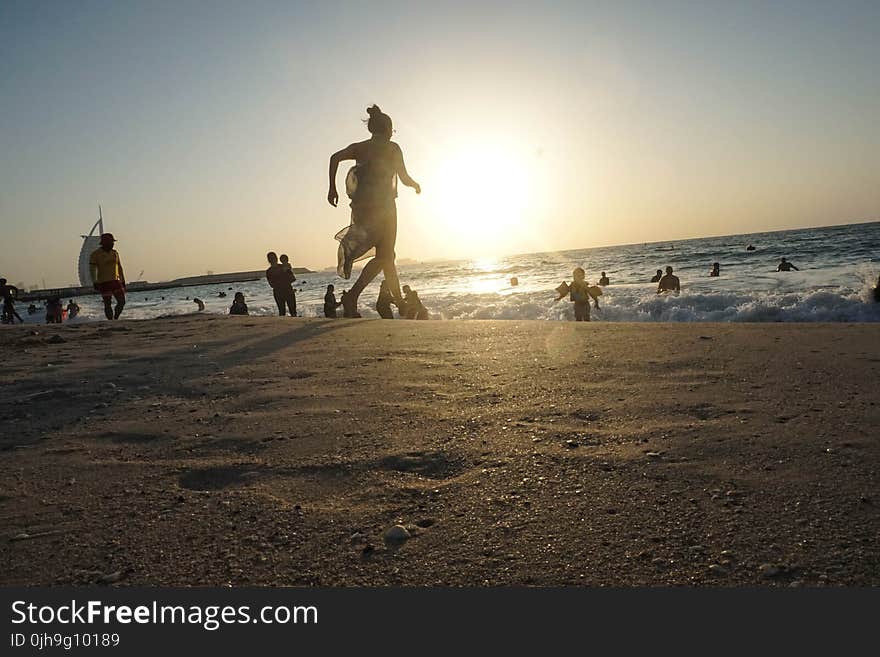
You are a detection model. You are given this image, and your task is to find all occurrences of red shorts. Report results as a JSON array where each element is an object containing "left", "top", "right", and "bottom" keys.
[{"left": 96, "top": 280, "right": 126, "bottom": 300}]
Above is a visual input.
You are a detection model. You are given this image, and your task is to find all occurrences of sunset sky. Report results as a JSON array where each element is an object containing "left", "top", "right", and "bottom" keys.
[{"left": 2, "top": 1, "right": 878, "bottom": 287}]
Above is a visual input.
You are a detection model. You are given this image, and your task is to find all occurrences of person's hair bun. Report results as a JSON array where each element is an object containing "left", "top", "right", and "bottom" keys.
[{"left": 367, "top": 105, "right": 381, "bottom": 117}]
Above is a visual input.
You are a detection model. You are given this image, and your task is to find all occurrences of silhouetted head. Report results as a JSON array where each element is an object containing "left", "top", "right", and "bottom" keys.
[
  {"left": 656, "top": 269, "right": 662, "bottom": 276},
  {"left": 0, "top": 278, "right": 6, "bottom": 286},
  {"left": 573, "top": 267, "right": 585, "bottom": 281},
  {"left": 666, "top": 266, "right": 674, "bottom": 274},
  {"left": 780, "top": 257, "right": 787, "bottom": 263},
  {"left": 402, "top": 285, "right": 412, "bottom": 295},
  {"left": 100, "top": 233, "right": 115, "bottom": 249},
  {"left": 266, "top": 252, "right": 278, "bottom": 264},
  {"left": 601, "top": 271, "right": 606, "bottom": 276},
  {"left": 280, "top": 254, "right": 289, "bottom": 264},
  {"left": 234, "top": 292, "right": 245, "bottom": 301},
  {"left": 327, "top": 284, "right": 334, "bottom": 292},
  {"left": 366, "top": 105, "right": 392, "bottom": 139}
]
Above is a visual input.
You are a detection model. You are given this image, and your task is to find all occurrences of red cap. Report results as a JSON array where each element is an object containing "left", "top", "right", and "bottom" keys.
[{"left": 100, "top": 233, "right": 116, "bottom": 243}]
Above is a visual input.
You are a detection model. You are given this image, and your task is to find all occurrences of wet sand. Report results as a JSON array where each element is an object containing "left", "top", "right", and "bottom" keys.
[{"left": 1, "top": 317, "right": 878, "bottom": 586}]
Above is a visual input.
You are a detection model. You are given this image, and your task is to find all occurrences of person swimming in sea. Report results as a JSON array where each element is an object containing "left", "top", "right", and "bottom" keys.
[
  {"left": 324, "top": 285, "right": 342, "bottom": 318},
  {"left": 328, "top": 104, "right": 421, "bottom": 318},
  {"left": 376, "top": 279, "right": 395, "bottom": 319},
  {"left": 568, "top": 267, "right": 601, "bottom": 321},
  {"left": 66, "top": 299, "right": 80, "bottom": 318},
  {"left": 657, "top": 266, "right": 680, "bottom": 294},
  {"left": 193, "top": 298, "right": 205, "bottom": 312},
  {"left": 709, "top": 262, "right": 720, "bottom": 277},
  {"left": 777, "top": 257, "right": 799, "bottom": 272},
  {"left": 650, "top": 269, "right": 663, "bottom": 283},
  {"left": 229, "top": 292, "right": 248, "bottom": 315},
  {"left": 598, "top": 271, "right": 610, "bottom": 286}
]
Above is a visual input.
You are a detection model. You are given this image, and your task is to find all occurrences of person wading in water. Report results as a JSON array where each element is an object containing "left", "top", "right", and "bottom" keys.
[{"left": 327, "top": 105, "right": 421, "bottom": 317}]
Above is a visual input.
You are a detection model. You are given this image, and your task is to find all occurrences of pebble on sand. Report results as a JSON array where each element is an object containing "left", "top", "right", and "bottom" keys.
[
  {"left": 759, "top": 564, "right": 782, "bottom": 578},
  {"left": 383, "top": 525, "right": 411, "bottom": 544}
]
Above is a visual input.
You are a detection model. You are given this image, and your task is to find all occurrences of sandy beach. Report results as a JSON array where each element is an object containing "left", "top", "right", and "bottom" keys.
[{"left": 1, "top": 317, "right": 877, "bottom": 586}]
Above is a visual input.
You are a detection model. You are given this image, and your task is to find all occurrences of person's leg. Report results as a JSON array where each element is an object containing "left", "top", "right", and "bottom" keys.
[
  {"left": 273, "top": 289, "right": 285, "bottom": 316},
  {"left": 347, "top": 257, "right": 384, "bottom": 308},
  {"left": 290, "top": 293, "right": 297, "bottom": 317},
  {"left": 102, "top": 295, "right": 114, "bottom": 320},
  {"left": 113, "top": 291, "right": 126, "bottom": 320},
  {"left": 378, "top": 205, "right": 402, "bottom": 303}
]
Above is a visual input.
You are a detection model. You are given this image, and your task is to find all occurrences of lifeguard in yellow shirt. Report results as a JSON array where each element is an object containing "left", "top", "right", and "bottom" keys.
[{"left": 89, "top": 233, "right": 126, "bottom": 320}]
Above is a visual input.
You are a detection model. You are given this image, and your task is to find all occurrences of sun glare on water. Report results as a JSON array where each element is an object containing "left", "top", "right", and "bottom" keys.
[{"left": 427, "top": 140, "right": 539, "bottom": 254}]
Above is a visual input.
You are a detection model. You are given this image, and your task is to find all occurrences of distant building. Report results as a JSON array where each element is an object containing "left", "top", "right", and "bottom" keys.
[{"left": 77, "top": 206, "right": 105, "bottom": 287}]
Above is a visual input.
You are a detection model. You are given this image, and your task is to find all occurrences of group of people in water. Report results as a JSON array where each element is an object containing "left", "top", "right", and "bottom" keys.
[{"left": 2, "top": 280, "right": 83, "bottom": 325}]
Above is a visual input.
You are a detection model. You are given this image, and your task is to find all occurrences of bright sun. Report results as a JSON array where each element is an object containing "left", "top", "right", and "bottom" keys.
[{"left": 427, "top": 140, "right": 538, "bottom": 254}]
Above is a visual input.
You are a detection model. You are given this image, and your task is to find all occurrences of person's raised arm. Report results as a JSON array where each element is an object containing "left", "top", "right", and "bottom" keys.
[
  {"left": 394, "top": 144, "right": 421, "bottom": 194},
  {"left": 791, "top": 264, "right": 799, "bottom": 271},
  {"left": 328, "top": 144, "right": 358, "bottom": 206}
]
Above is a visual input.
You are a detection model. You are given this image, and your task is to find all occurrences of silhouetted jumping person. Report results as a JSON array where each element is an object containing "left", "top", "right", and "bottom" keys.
[{"left": 328, "top": 105, "right": 421, "bottom": 317}]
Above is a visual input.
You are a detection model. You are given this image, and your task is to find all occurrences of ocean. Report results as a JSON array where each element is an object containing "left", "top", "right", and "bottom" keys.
[{"left": 16, "top": 221, "right": 880, "bottom": 324}]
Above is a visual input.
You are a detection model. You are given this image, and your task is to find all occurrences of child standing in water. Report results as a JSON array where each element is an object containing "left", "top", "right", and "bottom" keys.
[{"left": 569, "top": 267, "right": 600, "bottom": 321}]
